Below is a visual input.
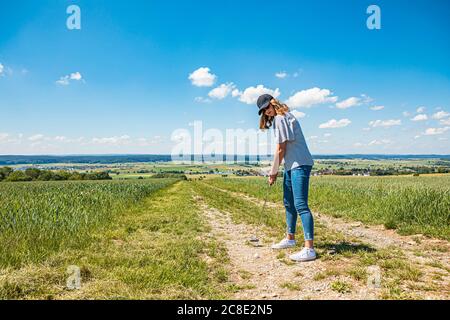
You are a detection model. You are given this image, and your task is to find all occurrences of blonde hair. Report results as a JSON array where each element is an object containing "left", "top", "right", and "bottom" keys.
[{"left": 259, "top": 98, "right": 290, "bottom": 130}]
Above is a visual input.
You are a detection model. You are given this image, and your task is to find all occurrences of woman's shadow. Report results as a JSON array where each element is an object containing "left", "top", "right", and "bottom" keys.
[{"left": 316, "top": 241, "right": 376, "bottom": 256}]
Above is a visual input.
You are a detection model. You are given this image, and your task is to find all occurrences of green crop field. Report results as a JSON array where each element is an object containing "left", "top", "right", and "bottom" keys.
[
  {"left": 206, "top": 175, "right": 450, "bottom": 240},
  {"left": 0, "top": 179, "right": 178, "bottom": 267}
]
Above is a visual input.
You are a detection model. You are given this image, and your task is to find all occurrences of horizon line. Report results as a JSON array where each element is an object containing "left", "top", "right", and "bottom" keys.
[{"left": 1, "top": 153, "right": 449, "bottom": 157}]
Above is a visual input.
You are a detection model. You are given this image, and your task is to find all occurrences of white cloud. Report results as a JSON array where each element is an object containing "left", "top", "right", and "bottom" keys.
[
  {"left": 0, "top": 133, "right": 9, "bottom": 142},
  {"left": 336, "top": 97, "right": 361, "bottom": 109},
  {"left": 440, "top": 118, "right": 450, "bottom": 125},
  {"left": 236, "top": 85, "right": 281, "bottom": 104},
  {"left": 135, "top": 136, "right": 163, "bottom": 146},
  {"left": 319, "top": 118, "right": 351, "bottom": 129},
  {"left": 275, "top": 71, "right": 288, "bottom": 79},
  {"left": 0, "top": 63, "right": 13, "bottom": 77},
  {"left": 431, "top": 111, "right": 449, "bottom": 120},
  {"left": 91, "top": 135, "right": 131, "bottom": 145},
  {"left": 286, "top": 87, "right": 338, "bottom": 108},
  {"left": 56, "top": 72, "right": 83, "bottom": 85},
  {"left": 208, "top": 82, "right": 236, "bottom": 100},
  {"left": 416, "top": 106, "right": 426, "bottom": 113},
  {"left": 360, "top": 94, "right": 373, "bottom": 104},
  {"left": 0, "top": 134, "right": 178, "bottom": 154},
  {"left": 423, "top": 127, "right": 450, "bottom": 136},
  {"left": 70, "top": 72, "right": 82, "bottom": 81},
  {"left": 368, "top": 139, "right": 391, "bottom": 146},
  {"left": 28, "top": 134, "right": 44, "bottom": 141},
  {"left": 54, "top": 136, "right": 67, "bottom": 142},
  {"left": 172, "top": 131, "right": 191, "bottom": 143},
  {"left": 370, "top": 105, "right": 385, "bottom": 111},
  {"left": 402, "top": 111, "right": 411, "bottom": 117},
  {"left": 290, "top": 110, "right": 306, "bottom": 119},
  {"left": 56, "top": 78, "right": 70, "bottom": 85},
  {"left": 309, "top": 136, "right": 318, "bottom": 140},
  {"left": 194, "top": 96, "right": 212, "bottom": 103},
  {"left": 410, "top": 114, "right": 428, "bottom": 121},
  {"left": 231, "top": 89, "right": 241, "bottom": 97},
  {"left": 369, "top": 119, "right": 402, "bottom": 128},
  {"left": 188, "top": 67, "right": 217, "bottom": 87},
  {"left": 324, "top": 133, "right": 332, "bottom": 138},
  {"left": 353, "top": 142, "right": 364, "bottom": 147}
]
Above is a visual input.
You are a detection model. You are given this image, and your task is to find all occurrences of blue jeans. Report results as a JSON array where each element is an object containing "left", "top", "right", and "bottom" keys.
[{"left": 283, "top": 165, "right": 314, "bottom": 240}]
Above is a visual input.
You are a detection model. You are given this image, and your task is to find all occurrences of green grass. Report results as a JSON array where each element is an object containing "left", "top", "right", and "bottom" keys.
[
  {"left": 190, "top": 181, "right": 283, "bottom": 235},
  {"left": 330, "top": 280, "right": 352, "bottom": 294},
  {"left": 0, "top": 181, "right": 229, "bottom": 299},
  {"left": 205, "top": 175, "right": 450, "bottom": 240},
  {"left": 0, "top": 179, "right": 178, "bottom": 267},
  {"left": 313, "top": 268, "right": 341, "bottom": 281},
  {"left": 280, "top": 282, "right": 301, "bottom": 291}
]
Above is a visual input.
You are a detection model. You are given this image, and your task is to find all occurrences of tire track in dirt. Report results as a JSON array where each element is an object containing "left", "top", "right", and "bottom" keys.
[
  {"left": 204, "top": 185, "right": 450, "bottom": 299},
  {"left": 193, "top": 193, "right": 380, "bottom": 300}
]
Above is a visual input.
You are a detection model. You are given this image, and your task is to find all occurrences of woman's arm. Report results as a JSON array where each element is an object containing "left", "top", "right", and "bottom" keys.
[{"left": 269, "top": 142, "right": 286, "bottom": 185}]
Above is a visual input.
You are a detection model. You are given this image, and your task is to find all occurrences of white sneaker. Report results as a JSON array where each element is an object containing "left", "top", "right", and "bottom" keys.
[
  {"left": 289, "top": 247, "right": 317, "bottom": 262},
  {"left": 271, "top": 238, "right": 296, "bottom": 249}
]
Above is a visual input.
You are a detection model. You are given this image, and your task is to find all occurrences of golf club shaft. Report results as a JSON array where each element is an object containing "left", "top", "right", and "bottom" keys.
[{"left": 255, "top": 178, "right": 271, "bottom": 241}]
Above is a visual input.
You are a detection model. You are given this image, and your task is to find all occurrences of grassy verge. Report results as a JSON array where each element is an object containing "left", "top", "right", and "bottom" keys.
[
  {"left": 0, "top": 181, "right": 229, "bottom": 299},
  {"left": 205, "top": 175, "right": 450, "bottom": 240}
]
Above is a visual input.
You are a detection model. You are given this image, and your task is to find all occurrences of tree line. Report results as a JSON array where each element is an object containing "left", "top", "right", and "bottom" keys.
[{"left": 0, "top": 167, "right": 112, "bottom": 182}]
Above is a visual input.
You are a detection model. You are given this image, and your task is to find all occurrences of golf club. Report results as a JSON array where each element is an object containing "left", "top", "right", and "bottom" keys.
[{"left": 249, "top": 169, "right": 273, "bottom": 246}]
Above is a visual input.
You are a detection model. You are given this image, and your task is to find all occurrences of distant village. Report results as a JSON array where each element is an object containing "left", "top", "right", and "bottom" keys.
[
  {"left": 136, "top": 165, "right": 448, "bottom": 177},
  {"left": 7, "top": 157, "right": 450, "bottom": 178}
]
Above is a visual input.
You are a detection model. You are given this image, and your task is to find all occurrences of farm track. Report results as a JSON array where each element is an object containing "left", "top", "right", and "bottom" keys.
[
  {"left": 193, "top": 193, "right": 379, "bottom": 300},
  {"left": 197, "top": 182, "right": 450, "bottom": 300}
]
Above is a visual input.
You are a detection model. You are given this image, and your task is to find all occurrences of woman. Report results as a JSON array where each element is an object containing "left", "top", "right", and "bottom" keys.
[{"left": 257, "top": 94, "right": 316, "bottom": 262}]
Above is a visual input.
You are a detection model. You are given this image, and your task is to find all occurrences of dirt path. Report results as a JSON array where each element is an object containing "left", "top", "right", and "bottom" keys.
[
  {"left": 197, "top": 185, "right": 450, "bottom": 300},
  {"left": 211, "top": 185, "right": 450, "bottom": 267},
  {"left": 194, "top": 194, "right": 380, "bottom": 300}
]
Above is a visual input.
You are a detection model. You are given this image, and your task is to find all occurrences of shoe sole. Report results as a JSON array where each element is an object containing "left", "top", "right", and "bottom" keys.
[
  {"left": 271, "top": 245, "right": 296, "bottom": 250},
  {"left": 289, "top": 256, "right": 316, "bottom": 262}
]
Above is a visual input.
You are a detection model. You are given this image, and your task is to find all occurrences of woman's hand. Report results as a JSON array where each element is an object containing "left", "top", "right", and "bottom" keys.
[
  {"left": 268, "top": 174, "right": 277, "bottom": 186},
  {"left": 267, "top": 142, "right": 285, "bottom": 186}
]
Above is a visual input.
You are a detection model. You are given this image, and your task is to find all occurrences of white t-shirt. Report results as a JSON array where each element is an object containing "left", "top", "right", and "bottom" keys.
[{"left": 273, "top": 112, "right": 314, "bottom": 171}]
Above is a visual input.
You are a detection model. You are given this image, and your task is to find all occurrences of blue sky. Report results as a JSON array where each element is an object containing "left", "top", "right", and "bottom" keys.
[{"left": 1, "top": 0, "right": 449, "bottom": 155}]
